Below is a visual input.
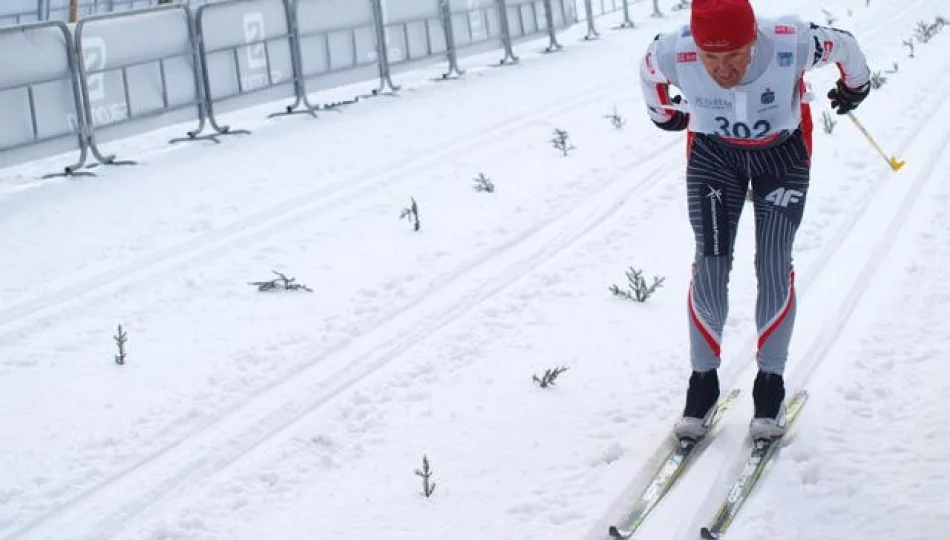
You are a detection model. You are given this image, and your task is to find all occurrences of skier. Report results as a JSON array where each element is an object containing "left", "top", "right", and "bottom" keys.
[{"left": 638, "top": 0, "right": 871, "bottom": 441}]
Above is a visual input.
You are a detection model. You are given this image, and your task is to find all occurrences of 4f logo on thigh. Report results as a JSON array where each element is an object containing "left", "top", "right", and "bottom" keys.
[{"left": 764, "top": 187, "right": 803, "bottom": 207}]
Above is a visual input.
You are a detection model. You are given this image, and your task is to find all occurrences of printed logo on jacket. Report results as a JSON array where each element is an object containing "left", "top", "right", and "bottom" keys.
[{"left": 677, "top": 51, "right": 698, "bottom": 63}]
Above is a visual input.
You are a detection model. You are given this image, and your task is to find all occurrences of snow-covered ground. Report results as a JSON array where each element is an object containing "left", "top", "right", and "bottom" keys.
[{"left": 1, "top": 1, "right": 948, "bottom": 539}]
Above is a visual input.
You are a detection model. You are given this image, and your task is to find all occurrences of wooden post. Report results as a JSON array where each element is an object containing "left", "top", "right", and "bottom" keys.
[{"left": 69, "top": 0, "right": 78, "bottom": 22}]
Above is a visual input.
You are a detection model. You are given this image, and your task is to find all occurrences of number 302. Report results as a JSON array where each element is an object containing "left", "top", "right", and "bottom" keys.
[{"left": 715, "top": 117, "right": 770, "bottom": 139}]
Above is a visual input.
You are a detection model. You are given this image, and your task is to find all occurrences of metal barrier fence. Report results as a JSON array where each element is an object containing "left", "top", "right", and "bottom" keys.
[
  {"left": 74, "top": 4, "right": 216, "bottom": 168},
  {"left": 0, "top": 0, "right": 636, "bottom": 27},
  {"left": 195, "top": 0, "right": 308, "bottom": 136},
  {"left": 0, "top": 21, "right": 92, "bottom": 176},
  {"left": 293, "top": 0, "right": 384, "bottom": 97},
  {"left": 0, "top": 0, "right": 221, "bottom": 25},
  {"left": 0, "top": 0, "right": 643, "bottom": 176},
  {"left": 0, "top": 5, "right": 42, "bottom": 26},
  {"left": 574, "top": 0, "right": 636, "bottom": 39}
]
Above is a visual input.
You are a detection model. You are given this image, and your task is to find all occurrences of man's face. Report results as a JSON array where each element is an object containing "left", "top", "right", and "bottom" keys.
[{"left": 698, "top": 42, "right": 754, "bottom": 89}]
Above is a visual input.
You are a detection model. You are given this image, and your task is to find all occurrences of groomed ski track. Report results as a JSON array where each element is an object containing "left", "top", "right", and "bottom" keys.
[
  {"left": 1, "top": 5, "right": 692, "bottom": 539},
  {"left": 1, "top": 0, "right": 947, "bottom": 539}
]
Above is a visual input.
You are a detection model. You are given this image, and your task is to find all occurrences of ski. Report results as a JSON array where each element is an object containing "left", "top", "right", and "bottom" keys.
[
  {"left": 699, "top": 389, "right": 809, "bottom": 540},
  {"left": 607, "top": 388, "right": 740, "bottom": 539}
]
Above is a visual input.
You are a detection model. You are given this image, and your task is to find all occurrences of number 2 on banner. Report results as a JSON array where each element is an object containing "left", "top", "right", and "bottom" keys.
[
  {"left": 83, "top": 36, "right": 107, "bottom": 102},
  {"left": 243, "top": 12, "right": 267, "bottom": 69}
]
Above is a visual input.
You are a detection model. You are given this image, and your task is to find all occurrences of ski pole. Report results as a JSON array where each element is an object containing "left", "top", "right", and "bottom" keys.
[{"left": 846, "top": 112, "right": 906, "bottom": 171}]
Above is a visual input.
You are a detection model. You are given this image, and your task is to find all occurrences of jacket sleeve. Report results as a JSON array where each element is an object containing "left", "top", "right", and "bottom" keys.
[
  {"left": 798, "top": 21, "right": 871, "bottom": 89},
  {"left": 639, "top": 32, "right": 683, "bottom": 124}
]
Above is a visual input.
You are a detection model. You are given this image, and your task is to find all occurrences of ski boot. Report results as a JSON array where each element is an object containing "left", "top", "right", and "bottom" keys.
[
  {"left": 673, "top": 369, "right": 720, "bottom": 441},
  {"left": 749, "top": 370, "right": 787, "bottom": 441}
]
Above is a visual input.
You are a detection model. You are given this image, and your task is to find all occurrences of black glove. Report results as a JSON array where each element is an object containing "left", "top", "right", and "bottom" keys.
[
  {"left": 653, "top": 94, "right": 689, "bottom": 131},
  {"left": 827, "top": 79, "right": 870, "bottom": 115}
]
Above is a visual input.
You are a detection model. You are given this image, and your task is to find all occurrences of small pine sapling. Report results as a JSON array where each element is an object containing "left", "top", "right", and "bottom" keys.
[
  {"left": 670, "top": 0, "right": 690, "bottom": 12},
  {"left": 903, "top": 39, "right": 915, "bottom": 58},
  {"left": 550, "top": 129, "right": 575, "bottom": 156},
  {"left": 249, "top": 270, "right": 314, "bottom": 292},
  {"left": 473, "top": 173, "right": 495, "bottom": 193},
  {"left": 928, "top": 20, "right": 940, "bottom": 41},
  {"left": 415, "top": 455, "right": 437, "bottom": 498},
  {"left": 914, "top": 20, "right": 939, "bottom": 43},
  {"left": 609, "top": 266, "right": 665, "bottom": 303},
  {"left": 884, "top": 61, "right": 899, "bottom": 74},
  {"left": 822, "top": 111, "right": 837, "bottom": 134},
  {"left": 400, "top": 197, "right": 421, "bottom": 231},
  {"left": 821, "top": 9, "right": 836, "bottom": 26},
  {"left": 930, "top": 17, "right": 948, "bottom": 37},
  {"left": 870, "top": 70, "right": 887, "bottom": 90},
  {"left": 533, "top": 366, "right": 569, "bottom": 388},
  {"left": 319, "top": 96, "right": 360, "bottom": 111},
  {"left": 114, "top": 324, "right": 128, "bottom": 365},
  {"left": 604, "top": 107, "right": 626, "bottom": 129}
]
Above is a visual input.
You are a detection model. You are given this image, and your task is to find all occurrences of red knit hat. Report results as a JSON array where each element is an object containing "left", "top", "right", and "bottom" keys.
[{"left": 690, "top": 0, "right": 756, "bottom": 52}]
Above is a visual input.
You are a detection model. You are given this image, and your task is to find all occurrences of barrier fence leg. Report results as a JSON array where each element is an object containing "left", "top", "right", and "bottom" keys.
[
  {"left": 73, "top": 20, "right": 136, "bottom": 168},
  {"left": 168, "top": 5, "right": 221, "bottom": 144},
  {"left": 85, "top": 136, "right": 136, "bottom": 169},
  {"left": 268, "top": 0, "right": 319, "bottom": 118},
  {"left": 171, "top": 125, "right": 220, "bottom": 145},
  {"left": 41, "top": 22, "right": 97, "bottom": 178},
  {"left": 615, "top": 0, "right": 634, "bottom": 28},
  {"left": 168, "top": 68, "right": 222, "bottom": 143},
  {"left": 369, "top": 0, "right": 401, "bottom": 95},
  {"left": 201, "top": 79, "right": 252, "bottom": 137},
  {"left": 41, "top": 129, "right": 96, "bottom": 179},
  {"left": 495, "top": 0, "right": 519, "bottom": 64},
  {"left": 438, "top": 0, "right": 465, "bottom": 79},
  {"left": 583, "top": 0, "right": 599, "bottom": 40},
  {"left": 194, "top": 9, "right": 251, "bottom": 136},
  {"left": 542, "top": 0, "right": 563, "bottom": 52}
]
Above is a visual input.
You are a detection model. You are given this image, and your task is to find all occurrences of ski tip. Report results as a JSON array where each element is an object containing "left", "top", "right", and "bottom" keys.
[
  {"left": 786, "top": 389, "right": 810, "bottom": 412},
  {"left": 700, "top": 527, "right": 719, "bottom": 539},
  {"left": 607, "top": 525, "right": 629, "bottom": 539}
]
